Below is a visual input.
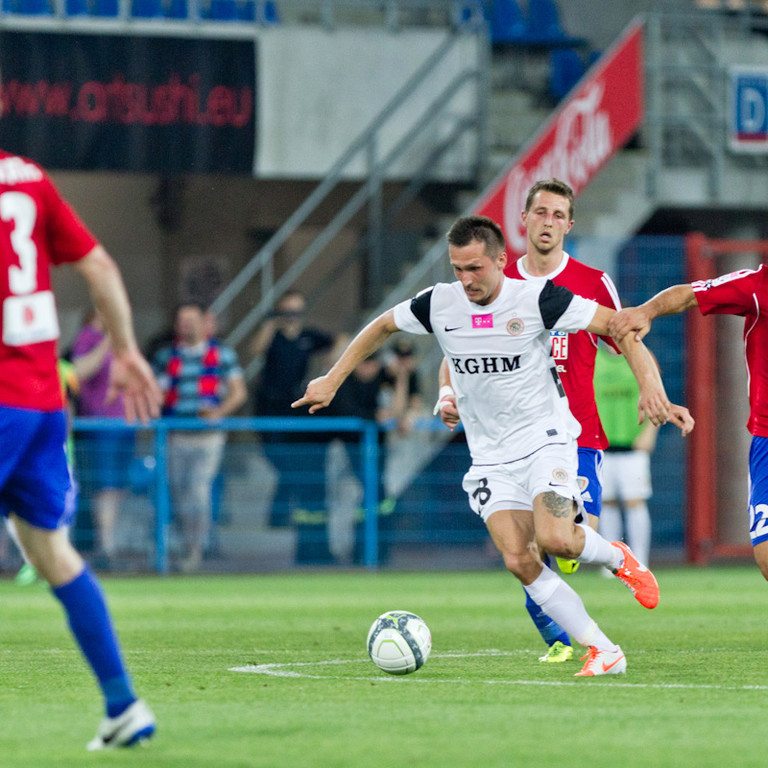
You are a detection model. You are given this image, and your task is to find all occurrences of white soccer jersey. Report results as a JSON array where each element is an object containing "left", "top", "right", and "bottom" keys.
[{"left": 393, "top": 276, "right": 599, "bottom": 465}]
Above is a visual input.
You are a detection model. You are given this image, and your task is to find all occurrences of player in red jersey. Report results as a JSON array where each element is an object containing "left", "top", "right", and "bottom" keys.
[
  {"left": 0, "top": 149, "right": 161, "bottom": 749},
  {"left": 610, "top": 266, "right": 768, "bottom": 579},
  {"left": 436, "top": 179, "right": 692, "bottom": 663}
]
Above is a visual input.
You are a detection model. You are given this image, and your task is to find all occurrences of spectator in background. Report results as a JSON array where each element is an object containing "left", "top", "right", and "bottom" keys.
[
  {"left": 250, "top": 290, "right": 335, "bottom": 526},
  {"left": 72, "top": 309, "right": 134, "bottom": 567},
  {"left": 594, "top": 346, "right": 659, "bottom": 569},
  {"left": 324, "top": 346, "right": 422, "bottom": 563},
  {"left": 383, "top": 338, "right": 423, "bottom": 434},
  {"left": 153, "top": 302, "right": 247, "bottom": 573}
]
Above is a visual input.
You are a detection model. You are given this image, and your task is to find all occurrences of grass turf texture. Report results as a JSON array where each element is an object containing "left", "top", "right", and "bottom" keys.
[{"left": 0, "top": 566, "right": 764, "bottom": 767}]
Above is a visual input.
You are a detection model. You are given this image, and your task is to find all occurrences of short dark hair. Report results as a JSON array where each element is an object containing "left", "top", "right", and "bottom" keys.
[
  {"left": 446, "top": 215, "right": 505, "bottom": 257},
  {"left": 175, "top": 300, "right": 207, "bottom": 316},
  {"left": 524, "top": 178, "right": 575, "bottom": 220}
]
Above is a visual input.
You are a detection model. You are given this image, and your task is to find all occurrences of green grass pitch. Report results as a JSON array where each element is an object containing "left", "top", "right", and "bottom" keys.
[{"left": 1, "top": 565, "right": 765, "bottom": 767}]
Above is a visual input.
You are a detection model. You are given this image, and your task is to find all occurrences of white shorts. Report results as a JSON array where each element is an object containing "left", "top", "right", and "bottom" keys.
[
  {"left": 462, "top": 441, "right": 585, "bottom": 523},
  {"left": 600, "top": 450, "right": 652, "bottom": 502}
]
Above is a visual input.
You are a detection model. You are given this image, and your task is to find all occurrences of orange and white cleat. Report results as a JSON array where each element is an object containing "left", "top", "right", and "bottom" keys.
[
  {"left": 612, "top": 541, "right": 660, "bottom": 609},
  {"left": 574, "top": 645, "right": 626, "bottom": 677}
]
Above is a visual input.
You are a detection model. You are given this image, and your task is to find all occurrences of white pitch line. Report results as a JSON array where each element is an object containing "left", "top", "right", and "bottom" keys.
[{"left": 229, "top": 651, "right": 768, "bottom": 691}]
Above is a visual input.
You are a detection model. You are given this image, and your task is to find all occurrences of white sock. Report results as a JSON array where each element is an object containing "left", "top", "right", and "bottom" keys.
[
  {"left": 576, "top": 523, "right": 621, "bottom": 569},
  {"left": 598, "top": 502, "right": 622, "bottom": 544},
  {"left": 625, "top": 503, "right": 651, "bottom": 566},
  {"left": 523, "top": 566, "right": 616, "bottom": 651}
]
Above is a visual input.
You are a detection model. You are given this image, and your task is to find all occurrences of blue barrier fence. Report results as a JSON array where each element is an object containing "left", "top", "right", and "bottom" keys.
[
  {"left": 73, "top": 416, "right": 384, "bottom": 572},
  {"left": 69, "top": 371, "right": 690, "bottom": 575}
]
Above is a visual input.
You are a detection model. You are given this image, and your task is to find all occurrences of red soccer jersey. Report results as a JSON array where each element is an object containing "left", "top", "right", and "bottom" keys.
[
  {"left": 506, "top": 253, "right": 621, "bottom": 449},
  {"left": 693, "top": 265, "right": 768, "bottom": 437},
  {"left": 0, "top": 151, "right": 97, "bottom": 411}
]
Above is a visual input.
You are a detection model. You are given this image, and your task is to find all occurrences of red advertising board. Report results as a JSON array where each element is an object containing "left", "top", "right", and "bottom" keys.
[{"left": 476, "top": 19, "right": 644, "bottom": 259}]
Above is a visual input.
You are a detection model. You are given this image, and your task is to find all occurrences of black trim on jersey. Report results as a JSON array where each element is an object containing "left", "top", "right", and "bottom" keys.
[
  {"left": 550, "top": 366, "right": 566, "bottom": 398},
  {"left": 471, "top": 439, "right": 569, "bottom": 467},
  {"left": 539, "top": 280, "right": 575, "bottom": 330},
  {"left": 410, "top": 289, "right": 434, "bottom": 334}
]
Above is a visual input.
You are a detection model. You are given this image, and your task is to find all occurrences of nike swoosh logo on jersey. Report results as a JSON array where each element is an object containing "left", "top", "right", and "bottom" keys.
[
  {"left": 444, "top": 325, "right": 462, "bottom": 332},
  {"left": 602, "top": 656, "right": 625, "bottom": 672}
]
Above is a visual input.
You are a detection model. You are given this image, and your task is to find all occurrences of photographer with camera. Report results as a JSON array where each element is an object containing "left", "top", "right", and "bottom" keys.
[{"left": 250, "top": 290, "right": 336, "bottom": 527}]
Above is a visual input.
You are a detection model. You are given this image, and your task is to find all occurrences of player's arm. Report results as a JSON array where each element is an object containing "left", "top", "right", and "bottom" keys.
[
  {"left": 608, "top": 284, "right": 697, "bottom": 342},
  {"left": 587, "top": 304, "right": 671, "bottom": 427},
  {"left": 292, "top": 310, "right": 399, "bottom": 414},
  {"left": 433, "top": 358, "right": 460, "bottom": 430},
  {"left": 73, "top": 245, "right": 162, "bottom": 423}
]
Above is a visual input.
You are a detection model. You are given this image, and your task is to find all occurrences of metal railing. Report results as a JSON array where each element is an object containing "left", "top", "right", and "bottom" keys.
[
  {"left": 75, "top": 415, "right": 383, "bottom": 572},
  {"left": 209, "top": 22, "right": 489, "bottom": 379},
  {"left": 645, "top": 2, "right": 768, "bottom": 199}
]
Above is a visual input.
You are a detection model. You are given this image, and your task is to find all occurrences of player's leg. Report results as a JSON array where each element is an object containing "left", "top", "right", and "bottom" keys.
[
  {"left": 556, "top": 447, "right": 603, "bottom": 573},
  {"left": 597, "top": 453, "right": 622, "bottom": 576},
  {"left": 623, "top": 500, "right": 651, "bottom": 567},
  {"left": 5, "top": 515, "right": 39, "bottom": 585},
  {"left": 490, "top": 513, "right": 572, "bottom": 662},
  {"left": 486, "top": 509, "right": 625, "bottom": 676},
  {"left": 747, "top": 436, "right": 768, "bottom": 580},
  {"left": 462, "top": 466, "right": 573, "bottom": 658},
  {"left": 4, "top": 409, "right": 154, "bottom": 749},
  {"left": 535, "top": 449, "right": 605, "bottom": 660},
  {"left": 530, "top": 444, "right": 659, "bottom": 609},
  {"left": 464, "top": 465, "right": 623, "bottom": 674},
  {"left": 597, "top": 451, "right": 622, "bottom": 539},
  {"left": 615, "top": 451, "right": 652, "bottom": 566}
]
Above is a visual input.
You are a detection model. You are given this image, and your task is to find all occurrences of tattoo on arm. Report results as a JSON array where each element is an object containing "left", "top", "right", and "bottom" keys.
[{"left": 541, "top": 491, "right": 574, "bottom": 519}]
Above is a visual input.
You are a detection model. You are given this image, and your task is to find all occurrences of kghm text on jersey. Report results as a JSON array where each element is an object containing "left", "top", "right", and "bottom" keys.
[{"left": 450, "top": 356, "right": 521, "bottom": 374}]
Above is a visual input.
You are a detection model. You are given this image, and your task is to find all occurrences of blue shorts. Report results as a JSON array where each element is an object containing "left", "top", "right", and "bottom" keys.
[
  {"left": 577, "top": 447, "right": 603, "bottom": 519},
  {"left": 748, "top": 436, "right": 768, "bottom": 546},
  {"left": 0, "top": 405, "right": 76, "bottom": 530}
]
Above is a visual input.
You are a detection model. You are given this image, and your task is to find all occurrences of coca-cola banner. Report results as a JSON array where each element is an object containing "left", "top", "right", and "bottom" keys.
[
  {"left": 0, "top": 32, "right": 256, "bottom": 174},
  {"left": 476, "top": 19, "right": 644, "bottom": 258}
]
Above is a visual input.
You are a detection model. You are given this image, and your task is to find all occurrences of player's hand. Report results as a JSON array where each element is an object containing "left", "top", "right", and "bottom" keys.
[
  {"left": 668, "top": 403, "right": 695, "bottom": 436},
  {"left": 609, "top": 307, "right": 652, "bottom": 343},
  {"left": 291, "top": 375, "right": 338, "bottom": 414},
  {"left": 637, "top": 386, "right": 671, "bottom": 428},
  {"left": 107, "top": 348, "right": 163, "bottom": 424},
  {"left": 433, "top": 388, "right": 459, "bottom": 430}
]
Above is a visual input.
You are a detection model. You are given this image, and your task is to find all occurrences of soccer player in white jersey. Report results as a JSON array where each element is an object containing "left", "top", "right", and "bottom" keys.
[
  {"left": 294, "top": 215, "right": 694, "bottom": 676},
  {"left": 437, "top": 179, "right": 660, "bottom": 665}
]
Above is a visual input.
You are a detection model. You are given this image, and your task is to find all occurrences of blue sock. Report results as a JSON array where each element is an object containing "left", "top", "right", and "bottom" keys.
[
  {"left": 524, "top": 589, "right": 571, "bottom": 646},
  {"left": 52, "top": 567, "right": 137, "bottom": 718}
]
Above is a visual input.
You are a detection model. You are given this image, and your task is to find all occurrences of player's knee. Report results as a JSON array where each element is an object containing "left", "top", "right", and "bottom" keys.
[
  {"left": 500, "top": 549, "right": 538, "bottom": 581},
  {"left": 537, "top": 532, "right": 575, "bottom": 558}
]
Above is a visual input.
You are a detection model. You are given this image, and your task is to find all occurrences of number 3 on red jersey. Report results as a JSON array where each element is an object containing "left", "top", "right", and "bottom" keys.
[{"left": 1, "top": 191, "right": 59, "bottom": 347}]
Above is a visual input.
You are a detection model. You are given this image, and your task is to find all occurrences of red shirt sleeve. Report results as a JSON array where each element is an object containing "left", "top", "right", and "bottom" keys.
[
  {"left": 41, "top": 173, "right": 98, "bottom": 266},
  {"left": 693, "top": 269, "right": 759, "bottom": 317}
]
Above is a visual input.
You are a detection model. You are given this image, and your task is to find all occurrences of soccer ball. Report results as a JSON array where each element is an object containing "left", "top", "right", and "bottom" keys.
[{"left": 366, "top": 610, "right": 432, "bottom": 675}]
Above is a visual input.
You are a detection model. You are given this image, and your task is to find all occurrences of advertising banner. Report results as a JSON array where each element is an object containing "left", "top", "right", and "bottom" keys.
[
  {"left": 475, "top": 19, "right": 644, "bottom": 259},
  {"left": 0, "top": 32, "right": 256, "bottom": 174},
  {"left": 729, "top": 66, "right": 768, "bottom": 152}
]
